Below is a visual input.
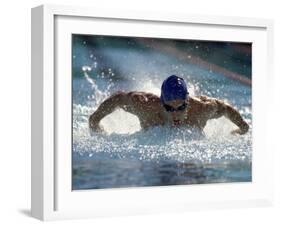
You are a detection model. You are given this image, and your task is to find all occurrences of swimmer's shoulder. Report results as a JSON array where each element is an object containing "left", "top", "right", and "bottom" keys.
[
  {"left": 189, "top": 95, "right": 219, "bottom": 110},
  {"left": 191, "top": 95, "right": 217, "bottom": 103},
  {"left": 126, "top": 91, "right": 160, "bottom": 104}
]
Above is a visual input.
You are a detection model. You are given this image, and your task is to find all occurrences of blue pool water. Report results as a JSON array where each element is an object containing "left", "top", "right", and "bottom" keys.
[{"left": 72, "top": 45, "right": 252, "bottom": 190}]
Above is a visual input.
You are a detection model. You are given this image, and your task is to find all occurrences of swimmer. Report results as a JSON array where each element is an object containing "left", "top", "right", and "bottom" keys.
[{"left": 89, "top": 75, "right": 249, "bottom": 135}]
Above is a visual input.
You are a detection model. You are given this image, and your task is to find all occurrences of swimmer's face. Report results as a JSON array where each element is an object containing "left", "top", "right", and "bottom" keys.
[{"left": 163, "top": 99, "right": 187, "bottom": 125}]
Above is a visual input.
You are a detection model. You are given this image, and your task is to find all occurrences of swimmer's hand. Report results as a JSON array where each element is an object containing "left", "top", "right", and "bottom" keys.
[
  {"left": 231, "top": 129, "right": 244, "bottom": 135},
  {"left": 231, "top": 119, "right": 249, "bottom": 135},
  {"left": 89, "top": 123, "right": 105, "bottom": 134},
  {"left": 231, "top": 127, "right": 248, "bottom": 135}
]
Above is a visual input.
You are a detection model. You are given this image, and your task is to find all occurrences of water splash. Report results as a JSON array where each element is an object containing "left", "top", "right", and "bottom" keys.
[
  {"left": 72, "top": 39, "right": 252, "bottom": 189},
  {"left": 73, "top": 71, "right": 252, "bottom": 165},
  {"left": 81, "top": 65, "right": 114, "bottom": 107}
]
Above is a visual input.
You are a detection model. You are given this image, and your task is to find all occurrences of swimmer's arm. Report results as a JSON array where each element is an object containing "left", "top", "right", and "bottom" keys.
[
  {"left": 89, "top": 92, "right": 129, "bottom": 132},
  {"left": 207, "top": 99, "right": 249, "bottom": 135}
]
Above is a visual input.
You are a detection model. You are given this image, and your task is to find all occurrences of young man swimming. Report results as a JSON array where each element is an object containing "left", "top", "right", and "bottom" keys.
[{"left": 89, "top": 75, "right": 249, "bottom": 135}]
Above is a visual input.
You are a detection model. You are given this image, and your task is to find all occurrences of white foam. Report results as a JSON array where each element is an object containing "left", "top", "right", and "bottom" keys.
[{"left": 100, "top": 109, "right": 141, "bottom": 134}]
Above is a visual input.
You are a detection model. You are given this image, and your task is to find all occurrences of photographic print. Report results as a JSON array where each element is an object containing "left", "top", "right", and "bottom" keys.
[{"left": 72, "top": 35, "right": 252, "bottom": 190}]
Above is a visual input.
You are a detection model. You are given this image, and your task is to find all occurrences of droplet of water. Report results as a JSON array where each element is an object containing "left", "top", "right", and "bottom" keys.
[{"left": 82, "top": 66, "right": 92, "bottom": 72}]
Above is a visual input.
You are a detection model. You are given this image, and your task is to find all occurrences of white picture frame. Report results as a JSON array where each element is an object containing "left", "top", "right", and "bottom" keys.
[{"left": 31, "top": 4, "right": 274, "bottom": 221}]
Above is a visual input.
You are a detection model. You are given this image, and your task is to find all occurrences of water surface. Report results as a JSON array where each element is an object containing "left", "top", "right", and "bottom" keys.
[{"left": 72, "top": 37, "right": 252, "bottom": 190}]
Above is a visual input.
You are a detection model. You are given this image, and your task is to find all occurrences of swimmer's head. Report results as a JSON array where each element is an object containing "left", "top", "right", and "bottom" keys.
[
  {"left": 160, "top": 75, "right": 189, "bottom": 104},
  {"left": 161, "top": 75, "right": 189, "bottom": 125}
]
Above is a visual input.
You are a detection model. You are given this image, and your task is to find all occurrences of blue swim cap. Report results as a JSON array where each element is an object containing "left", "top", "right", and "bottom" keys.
[{"left": 160, "top": 75, "right": 189, "bottom": 103}]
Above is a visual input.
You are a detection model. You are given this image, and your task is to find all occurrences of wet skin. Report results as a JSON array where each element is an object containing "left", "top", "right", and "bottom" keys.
[{"left": 89, "top": 91, "right": 249, "bottom": 135}]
